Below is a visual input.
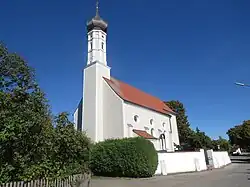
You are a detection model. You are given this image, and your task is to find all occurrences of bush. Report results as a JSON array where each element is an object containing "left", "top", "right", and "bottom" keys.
[{"left": 90, "top": 137, "right": 158, "bottom": 178}]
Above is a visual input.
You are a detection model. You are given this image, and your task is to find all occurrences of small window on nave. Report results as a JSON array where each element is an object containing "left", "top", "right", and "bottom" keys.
[
  {"left": 150, "top": 119, "right": 153, "bottom": 125},
  {"left": 134, "top": 115, "right": 139, "bottom": 122},
  {"left": 162, "top": 122, "right": 165, "bottom": 127}
]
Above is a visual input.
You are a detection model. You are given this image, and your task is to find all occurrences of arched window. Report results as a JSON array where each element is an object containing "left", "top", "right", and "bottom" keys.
[
  {"left": 134, "top": 115, "right": 139, "bottom": 122},
  {"left": 162, "top": 122, "right": 165, "bottom": 127},
  {"left": 151, "top": 128, "right": 154, "bottom": 136},
  {"left": 150, "top": 119, "right": 153, "bottom": 125}
]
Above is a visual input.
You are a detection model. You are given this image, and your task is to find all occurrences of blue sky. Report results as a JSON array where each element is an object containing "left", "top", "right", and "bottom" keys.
[{"left": 1, "top": 0, "right": 250, "bottom": 139}]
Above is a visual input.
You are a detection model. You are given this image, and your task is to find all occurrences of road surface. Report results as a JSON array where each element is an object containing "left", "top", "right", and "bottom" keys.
[{"left": 91, "top": 158, "right": 250, "bottom": 187}]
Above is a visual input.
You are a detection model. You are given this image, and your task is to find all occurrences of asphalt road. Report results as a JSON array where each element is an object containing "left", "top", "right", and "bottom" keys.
[{"left": 91, "top": 157, "right": 250, "bottom": 187}]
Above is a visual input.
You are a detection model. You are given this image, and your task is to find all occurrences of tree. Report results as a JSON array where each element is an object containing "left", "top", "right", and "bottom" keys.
[
  {"left": 212, "top": 136, "right": 230, "bottom": 151},
  {"left": 164, "top": 100, "right": 193, "bottom": 144},
  {"left": 0, "top": 43, "right": 92, "bottom": 183},
  {"left": 0, "top": 42, "right": 53, "bottom": 182},
  {"left": 165, "top": 101, "right": 214, "bottom": 150},
  {"left": 227, "top": 120, "right": 250, "bottom": 149},
  {"left": 188, "top": 128, "right": 213, "bottom": 150},
  {"left": 52, "top": 112, "right": 92, "bottom": 178}
]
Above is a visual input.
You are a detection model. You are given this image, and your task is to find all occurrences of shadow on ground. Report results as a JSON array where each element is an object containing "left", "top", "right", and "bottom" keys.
[
  {"left": 230, "top": 156, "right": 250, "bottom": 164},
  {"left": 231, "top": 160, "right": 250, "bottom": 164}
]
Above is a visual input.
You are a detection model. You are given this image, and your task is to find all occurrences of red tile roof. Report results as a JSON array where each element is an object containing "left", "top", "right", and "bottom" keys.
[
  {"left": 133, "top": 129, "right": 157, "bottom": 139},
  {"left": 103, "top": 77, "right": 174, "bottom": 115}
]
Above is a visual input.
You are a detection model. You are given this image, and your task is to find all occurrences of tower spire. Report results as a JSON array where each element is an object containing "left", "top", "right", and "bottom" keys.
[{"left": 96, "top": 0, "right": 99, "bottom": 17}]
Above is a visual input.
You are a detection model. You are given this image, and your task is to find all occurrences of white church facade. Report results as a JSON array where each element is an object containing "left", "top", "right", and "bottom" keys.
[{"left": 74, "top": 3, "right": 180, "bottom": 152}]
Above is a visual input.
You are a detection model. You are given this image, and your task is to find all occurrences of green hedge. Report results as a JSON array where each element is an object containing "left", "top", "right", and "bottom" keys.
[{"left": 90, "top": 137, "right": 158, "bottom": 178}]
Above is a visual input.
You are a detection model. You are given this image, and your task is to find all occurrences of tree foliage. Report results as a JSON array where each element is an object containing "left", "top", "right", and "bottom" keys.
[
  {"left": 188, "top": 128, "right": 213, "bottom": 150},
  {"left": 212, "top": 136, "right": 230, "bottom": 151},
  {"left": 0, "top": 43, "right": 91, "bottom": 183},
  {"left": 52, "top": 112, "right": 92, "bottom": 178},
  {"left": 90, "top": 137, "right": 158, "bottom": 178},
  {"left": 227, "top": 120, "right": 250, "bottom": 149},
  {"left": 165, "top": 100, "right": 216, "bottom": 150},
  {"left": 0, "top": 42, "right": 53, "bottom": 182},
  {"left": 164, "top": 100, "right": 193, "bottom": 144}
]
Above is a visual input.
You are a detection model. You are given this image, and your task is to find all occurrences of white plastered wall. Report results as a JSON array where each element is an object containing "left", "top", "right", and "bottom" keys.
[
  {"left": 82, "top": 62, "right": 110, "bottom": 142},
  {"left": 155, "top": 149, "right": 207, "bottom": 175},
  {"left": 123, "top": 102, "right": 180, "bottom": 151},
  {"left": 103, "top": 81, "right": 124, "bottom": 139}
]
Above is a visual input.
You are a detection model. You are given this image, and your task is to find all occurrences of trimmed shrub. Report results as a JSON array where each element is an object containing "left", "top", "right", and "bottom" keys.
[{"left": 90, "top": 137, "right": 158, "bottom": 178}]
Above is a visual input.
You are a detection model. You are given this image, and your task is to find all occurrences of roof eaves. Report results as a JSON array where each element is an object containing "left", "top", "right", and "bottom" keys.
[
  {"left": 132, "top": 129, "right": 157, "bottom": 140},
  {"left": 124, "top": 100, "right": 173, "bottom": 117}
]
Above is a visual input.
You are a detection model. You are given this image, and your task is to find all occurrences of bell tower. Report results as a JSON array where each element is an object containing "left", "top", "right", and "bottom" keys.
[
  {"left": 87, "top": 0, "right": 108, "bottom": 66},
  {"left": 82, "top": 0, "right": 110, "bottom": 142}
]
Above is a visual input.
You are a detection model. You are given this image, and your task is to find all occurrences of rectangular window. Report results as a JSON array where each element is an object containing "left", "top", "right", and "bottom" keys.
[{"left": 101, "top": 42, "right": 104, "bottom": 50}]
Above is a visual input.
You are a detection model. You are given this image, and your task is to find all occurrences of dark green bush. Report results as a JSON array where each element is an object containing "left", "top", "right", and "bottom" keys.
[{"left": 90, "top": 137, "right": 158, "bottom": 178}]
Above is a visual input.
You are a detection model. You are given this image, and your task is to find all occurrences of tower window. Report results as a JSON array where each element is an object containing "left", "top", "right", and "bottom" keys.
[
  {"left": 90, "top": 42, "right": 93, "bottom": 50},
  {"left": 101, "top": 42, "right": 104, "bottom": 50}
]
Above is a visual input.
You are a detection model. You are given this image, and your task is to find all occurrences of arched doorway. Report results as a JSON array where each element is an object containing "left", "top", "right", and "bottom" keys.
[{"left": 159, "top": 133, "right": 166, "bottom": 150}]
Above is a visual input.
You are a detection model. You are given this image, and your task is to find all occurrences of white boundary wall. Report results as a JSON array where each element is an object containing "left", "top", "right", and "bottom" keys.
[
  {"left": 155, "top": 149, "right": 207, "bottom": 175},
  {"left": 207, "top": 150, "right": 231, "bottom": 168}
]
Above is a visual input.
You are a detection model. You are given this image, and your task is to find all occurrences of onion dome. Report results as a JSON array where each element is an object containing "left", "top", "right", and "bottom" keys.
[{"left": 87, "top": 1, "right": 108, "bottom": 33}]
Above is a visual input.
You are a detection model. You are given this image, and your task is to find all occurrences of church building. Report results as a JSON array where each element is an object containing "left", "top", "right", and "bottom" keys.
[{"left": 74, "top": 2, "right": 180, "bottom": 152}]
